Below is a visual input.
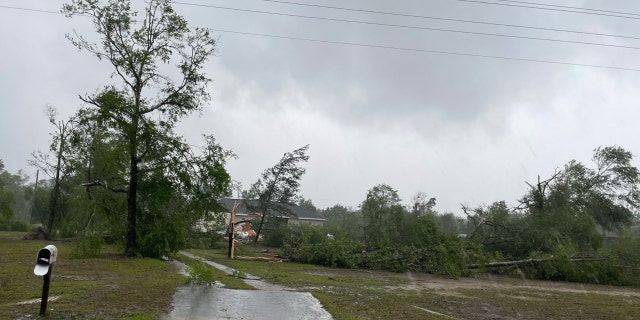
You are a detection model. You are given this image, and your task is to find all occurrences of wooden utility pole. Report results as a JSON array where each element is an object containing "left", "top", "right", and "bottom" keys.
[{"left": 227, "top": 201, "right": 239, "bottom": 259}]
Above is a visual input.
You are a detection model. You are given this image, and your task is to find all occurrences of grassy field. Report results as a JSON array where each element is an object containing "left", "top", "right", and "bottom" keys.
[
  {"left": 190, "top": 245, "right": 640, "bottom": 320},
  {"left": 0, "top": 232, "right": 185, "bottom": 319},
  {"left": 3, "top": 232, "right": 640, "bottom": 319}
]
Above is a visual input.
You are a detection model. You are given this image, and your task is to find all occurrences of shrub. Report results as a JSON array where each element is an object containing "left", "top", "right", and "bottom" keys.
[
  {"left": 185, "top": 261, "right": 216, "bottom": 285},
  {"left": 72, "top": 234, "right": 104, "bottom": 258},
  {"left": 0, "top": 218, "right": 28, "bottom": 231}
]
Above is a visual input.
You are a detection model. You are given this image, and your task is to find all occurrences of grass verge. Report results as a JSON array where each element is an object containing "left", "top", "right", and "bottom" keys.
[
  {"left": 0, "top": 232, "right": 183, "bottom": 319},
  {"left": 173, "top": 253, "right": 255, "bottom": 290}
]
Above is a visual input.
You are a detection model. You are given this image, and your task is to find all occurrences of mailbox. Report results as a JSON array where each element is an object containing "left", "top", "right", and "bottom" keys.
[{"left": 34, "top": 245, "right": 58, "bottom": 276}]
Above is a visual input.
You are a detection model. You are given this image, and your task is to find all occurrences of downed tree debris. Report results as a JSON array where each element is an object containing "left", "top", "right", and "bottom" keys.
[
  {"left": 234, "top": 256, "right": 290, "bottom": 262},
  {"left": 468, "top": 257, "right": 605, "bottom": 269}
]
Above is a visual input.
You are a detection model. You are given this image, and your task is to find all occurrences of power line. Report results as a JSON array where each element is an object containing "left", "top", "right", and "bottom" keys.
[
  {"left": 451, "top": 0, "right": 640, "bottom": 20},
  {"left": 493, "top": 0, "right": 640, "bottom": 17},
  {"left": 210, "top": 28, "right": 640, "bottom": 73},
  {"left": 255, "top": 0, "right": 640, "bottom": 41},
  {"left": 0, "top": 5, "right": 59, "bottom": 15},
  {"left": 173, "top": 2, "right": 640, "bottom": 51},
  {"left": 1, "top": 4, "right": 638, "bottom": 72}
]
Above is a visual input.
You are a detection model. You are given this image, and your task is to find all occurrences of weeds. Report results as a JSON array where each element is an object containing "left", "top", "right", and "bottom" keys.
[{"left": 185, "top": 261, "right": 216, "bottom": 285}]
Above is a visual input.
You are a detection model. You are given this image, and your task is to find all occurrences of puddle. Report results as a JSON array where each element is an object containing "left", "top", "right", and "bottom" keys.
[
  {"left": 15, "top": 296, "right": 61, "bottom": 305},
  {"left": 164, "top": 252, "right": 332, "bottom": 319},
  {"left": 162, "top": 286, "right": 331, "bottom": 320}
]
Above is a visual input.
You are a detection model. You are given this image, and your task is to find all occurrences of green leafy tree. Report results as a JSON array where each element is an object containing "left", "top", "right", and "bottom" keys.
[
  {"left": 521, "top": 146, "right": 640, "bottom": 234},
  {"left": 320, "top": 204, "right": 364, "bottom": 240},
  {"left": 62, "top": 0, "right": 230, "bottom": 256},
  {"left": 245, "top": 145, "right": 310, "bottom": 245},
  {"left": 296, "top": 197, "right": 317, "bottom": 211},
  {"left": 0, "top": 163, "right": 33, "bottom": 223},
  {"left": 468, "top": 146, "right": 640, "bottom": 259},
  {"left": 361, "top": 184, "right": 405, "bottom": 249},
  {"left": 0, "top": 160, "right": 15, "bottom": 220}
]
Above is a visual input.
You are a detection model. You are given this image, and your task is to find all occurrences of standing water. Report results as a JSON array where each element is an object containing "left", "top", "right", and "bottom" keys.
[{"left": 162, "top": 252, "right": 333, "bottom": 320}]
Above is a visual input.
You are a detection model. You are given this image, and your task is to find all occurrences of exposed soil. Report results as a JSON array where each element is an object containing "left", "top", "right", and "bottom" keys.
[
  {"left": 305, "top": 269, "right": 640, "bottom": 298},
  {"left": 303, "top": 268, "right": 640, "bottom": 319}
]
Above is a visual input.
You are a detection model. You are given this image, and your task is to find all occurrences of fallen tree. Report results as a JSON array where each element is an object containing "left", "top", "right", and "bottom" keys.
[{"left": 468, "top": 257, "right": 606, "bottom": 269}]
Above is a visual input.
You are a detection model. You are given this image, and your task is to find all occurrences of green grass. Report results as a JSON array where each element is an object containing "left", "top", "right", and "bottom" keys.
[
  {"left": 0, "top": 232, "right": 184, "bottom": 319},
  {"left": 7, "top": 232, "right": 637, "bottom": 320},
  {"left": 173, "top": 253, "right": 255, "bottom": 290},
  {"left": 188, "top": 244, "right": 640, "bottom": 320}
]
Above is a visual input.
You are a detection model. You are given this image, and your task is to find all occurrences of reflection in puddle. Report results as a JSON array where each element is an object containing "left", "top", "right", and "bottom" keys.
[{"left": 163, "top": 285, "right": 332, "bottom": 320}]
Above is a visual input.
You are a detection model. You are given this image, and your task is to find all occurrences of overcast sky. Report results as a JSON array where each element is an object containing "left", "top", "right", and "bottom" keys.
[{"left": 1, "top": 0, "right": 640, "bottom": 213}]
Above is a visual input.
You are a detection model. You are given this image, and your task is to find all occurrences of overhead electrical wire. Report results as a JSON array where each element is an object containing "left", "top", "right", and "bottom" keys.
[
  {"left": 0, "top": 4, "right": 638, "bottom": 73},
  {"left": 254, "top": 0, "right": 640, "bottom": 41},
  {"left": 492, "top": 0, "right": 640, "bottom": 17},
  {"left": 172, "top": 2, "right": 640, "bottom": 51},
  {"left": 451, "top": 0, "right": 640, "bottom": 20},
  {"left": 0, "top": 5, "right": 58, "bottom": 15},
  {"left": 210, "top": 28, "right": 640, "bottom": 72}
]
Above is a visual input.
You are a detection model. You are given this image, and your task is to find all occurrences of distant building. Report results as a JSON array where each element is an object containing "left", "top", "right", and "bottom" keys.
[{"left": 219, "top": 198, "right": 326, "bottom": 227}]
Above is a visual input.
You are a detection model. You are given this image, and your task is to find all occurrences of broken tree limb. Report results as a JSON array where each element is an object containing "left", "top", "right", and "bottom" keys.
[
  {"left": 468, "top": 257, "right": 606, "bottom": 269},
  {"left": 234, "top": 256, "right": 290, "bottom": 262}
]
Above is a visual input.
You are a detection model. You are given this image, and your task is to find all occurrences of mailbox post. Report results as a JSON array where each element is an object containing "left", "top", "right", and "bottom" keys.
[{"left": 34, "top": 245, "right": 57, "bottom": 316}]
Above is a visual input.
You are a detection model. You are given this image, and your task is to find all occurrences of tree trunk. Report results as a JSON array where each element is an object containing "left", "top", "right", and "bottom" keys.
[
  {"left": 126, "top": 154, "right": 138, "bottom": 255},
  {"left": 467, "top": 257, "right": 605, "bottom": 269},
  {"left": 125, "top": 112, "right": 140, "bottom": 256},
  {"left": 48, "top": 123, "right": 66, "bottom": 234}
]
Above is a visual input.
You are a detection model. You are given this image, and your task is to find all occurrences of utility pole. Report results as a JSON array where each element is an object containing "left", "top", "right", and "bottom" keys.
[{"left": 227, "top": 201, "right": 239, "bottom": 259}]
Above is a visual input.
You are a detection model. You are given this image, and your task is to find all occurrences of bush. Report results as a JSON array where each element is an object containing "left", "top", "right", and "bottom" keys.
[
  {"left": 0, "top": 218, "right": 29, "bottom": 231},
  {"left": 72, "top": 234, "right": 104, "bottom": 258},
  {"left": 608, "top": 237, "right": 640, "bottom": 286},
  {"left": 186, "top": 231, "right": 225, "bottom": 249}
]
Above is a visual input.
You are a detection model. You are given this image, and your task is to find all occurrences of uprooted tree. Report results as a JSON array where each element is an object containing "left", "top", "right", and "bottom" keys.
[{"left": 62, "top": 0, "right": 232, "bottom": 257}]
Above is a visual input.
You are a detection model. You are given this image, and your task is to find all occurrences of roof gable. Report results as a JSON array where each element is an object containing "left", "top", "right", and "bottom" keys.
[{"left": 219, "top": 198, "right": 325, "bottom": 221}]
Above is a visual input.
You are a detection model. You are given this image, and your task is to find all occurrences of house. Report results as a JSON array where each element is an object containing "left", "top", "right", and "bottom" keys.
[{"left": 219, "top": 198, "right": 326, "bottom": 227}]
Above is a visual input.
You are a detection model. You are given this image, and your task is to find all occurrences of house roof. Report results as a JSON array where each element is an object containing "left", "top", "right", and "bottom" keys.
[{"left": 219, "top": 198, "right": 325, "bottom": 221}]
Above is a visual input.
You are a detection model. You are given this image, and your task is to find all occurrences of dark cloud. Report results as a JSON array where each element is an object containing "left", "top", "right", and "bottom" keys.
[{"left": 2, "top": 0, "right": 640, "bottom": 211}]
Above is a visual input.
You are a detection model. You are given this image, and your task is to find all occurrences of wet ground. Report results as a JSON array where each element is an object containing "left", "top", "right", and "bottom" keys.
[{"left": 162, "top": 252, "right": 332, "bottom": 320}]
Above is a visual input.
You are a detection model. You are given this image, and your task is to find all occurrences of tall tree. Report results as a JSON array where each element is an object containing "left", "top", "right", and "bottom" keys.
[
  {"left": 246, "top": 145, "right": 310, "bottom": 244},
  {"left": 29, "top": 106, "right": 75, "bottom": 233},
  {"left": 361, "top": 184, "right": 405, "bottom": 249},
  {"left": 62, "top": 0, "right": 227, "bottom": 256}
]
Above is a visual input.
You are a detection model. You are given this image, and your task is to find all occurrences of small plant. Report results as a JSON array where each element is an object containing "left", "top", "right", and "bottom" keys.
[
  {"left": 232, "top": 269, "right": 247, "bottom": 278},
  {"left": 186, "top": 261, "right": 216, "bottom": 285}
]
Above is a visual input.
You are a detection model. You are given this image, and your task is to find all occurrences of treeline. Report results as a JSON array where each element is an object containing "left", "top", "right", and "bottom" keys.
[
  {"left": 260, "top": 146, "right": 640, "bottom": 286},
  {"left": 0, "top": 160, "right": 44, "bottom": 231}
]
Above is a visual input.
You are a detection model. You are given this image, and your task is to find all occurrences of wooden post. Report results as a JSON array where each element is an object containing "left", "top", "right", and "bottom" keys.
[
  {"left": 39, "top": 265, "right": 52, "bottom": 316},
  {"left": 227, "top": 201, "right": 238, "bottom": 259}
]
